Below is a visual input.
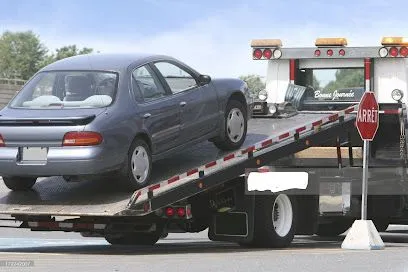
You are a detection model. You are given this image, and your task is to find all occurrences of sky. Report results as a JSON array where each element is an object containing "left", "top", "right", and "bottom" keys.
[{"left": 1, "top": 0, "right": 408, "bottom": 78}]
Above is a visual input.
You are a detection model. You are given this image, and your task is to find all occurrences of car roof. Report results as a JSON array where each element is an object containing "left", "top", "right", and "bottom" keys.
[{"left": 40, "top": 53, "right": 178, "bottom": 72}]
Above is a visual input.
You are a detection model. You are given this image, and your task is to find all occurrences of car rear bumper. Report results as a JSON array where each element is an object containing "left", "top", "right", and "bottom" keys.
[{"left": 0, "top": 146, "right": 123, "bottom": 177}]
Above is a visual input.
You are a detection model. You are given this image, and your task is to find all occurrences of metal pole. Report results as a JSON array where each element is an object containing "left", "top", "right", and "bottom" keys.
[{"left": 361, "top": 140, "right": 369, "bottom": 220}]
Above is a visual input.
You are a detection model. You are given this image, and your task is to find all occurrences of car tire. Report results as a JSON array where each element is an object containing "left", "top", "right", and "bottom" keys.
[
  {"left": 213, "top": 99, "right": 247, "bottom": 151},
  {"left": 119, "top": 138, "right": 152, "bottom": 191},
  {"left": 2, "top": 176, "right": 37, "bottom": 191}
]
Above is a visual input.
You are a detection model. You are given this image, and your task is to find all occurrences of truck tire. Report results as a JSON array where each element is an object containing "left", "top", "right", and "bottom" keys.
[
  {"left": 213, "top": 99, "right": 247, "bottom": 151},
  {"left": 119, "top": 138, "right": 152, "bottom": 191},
  {"left": 2, "top": 176, "right": 37, "bottom": 191},
  {"left": 105, "top": 232, "right": 161, "bottom": 246},
  {"left": 316, "top": 219, "right": 352, "bottom": 236},
  {"left": 250, "top": 194, "right": 296, "bottom": 248}
]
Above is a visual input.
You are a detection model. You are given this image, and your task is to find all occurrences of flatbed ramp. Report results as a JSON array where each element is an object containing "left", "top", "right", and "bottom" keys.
[{"left": 0, "top": 108, "right": 356, "bottom": 217}]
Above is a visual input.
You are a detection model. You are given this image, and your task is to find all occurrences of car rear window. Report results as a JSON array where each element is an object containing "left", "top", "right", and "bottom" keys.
[{"left": 9, "top": 71, "right": 118, "bottom": 109}]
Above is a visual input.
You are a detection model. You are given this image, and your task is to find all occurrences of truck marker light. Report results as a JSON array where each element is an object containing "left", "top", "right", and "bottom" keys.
[
  {"left": 314, "top": 49, "right": 321, "bottom": 57},
  {"left": 339, "top": 49, "right": 346, "bottom": 56},
  {"left": 273, "top": 49, "right": 282, "bottom": 59},
  {"left": 327, "top": 49, "right": 333, "bottom": 56},
  {"left": 389, "top": 47, "right": 399, "bottom": 57}
]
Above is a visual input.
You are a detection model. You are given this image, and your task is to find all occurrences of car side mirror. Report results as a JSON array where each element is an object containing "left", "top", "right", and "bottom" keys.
[{"left": 198, "top": 75, "right": 211, "bottom": 86}]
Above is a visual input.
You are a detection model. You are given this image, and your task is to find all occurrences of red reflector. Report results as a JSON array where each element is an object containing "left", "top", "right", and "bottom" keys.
[
  {"left": 314, "top": 49, "right": 321, "bottom": 57},
  {"left": 327, "top": 49, "right": 333, "bottom": 56},
  {"left": 262, "top": 49, "right": 272, "bottom": 59},
  {"left": 165, "top": 207, "right": 174, "bottom": 217},
  {"left": 253, "top": 49, "right": 262, "bottom": 59},
  {"left": 389, "top": 47, "right": 399, "bottom": 57},
  {"left": 0, "top": 134, "right": 5, "bottom": 147},
  {"left": 176, "top": 207, "right": 186, "bottom": 217},
  {"left": 339, "top": 49, "right": 345, "bottom": 56},
  {"left": 400, "top": 46, "right": 408, "bottom": 57},
  {"left": 62, "top": 131, "right": 103, "bottom": 146}
]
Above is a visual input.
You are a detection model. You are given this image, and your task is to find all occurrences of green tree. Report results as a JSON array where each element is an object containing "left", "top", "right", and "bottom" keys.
[
  {"left": 323, "top": 69, "right": 364, "bottom": 91},
  {"left": 239, "top": 74, "right": 265, "bottom": 96},
  {"left": 0, "top": 31, "right": 47, "bottom": 80},
  {"left": 40, "top": 45, "right": 94, "bottom": 67}
]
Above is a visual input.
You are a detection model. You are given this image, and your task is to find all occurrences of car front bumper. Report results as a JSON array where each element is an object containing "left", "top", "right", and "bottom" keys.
[{"left": 0, "top": 146, "right": 123, "bottom": 177}]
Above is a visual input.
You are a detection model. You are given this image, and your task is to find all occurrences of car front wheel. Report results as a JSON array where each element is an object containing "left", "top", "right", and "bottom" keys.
[
  {"left": 213, "top": 99, "right": 247, "bottom": 151},
  {"left": 119, "top": 138, "right": 152, "bottom": 191},
  {"left": 2, "top": 176, "right": 37, "bottom": 191}
]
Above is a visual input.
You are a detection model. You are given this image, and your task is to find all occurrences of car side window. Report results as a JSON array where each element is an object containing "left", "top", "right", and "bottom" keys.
[
  {"left": 153, "top": 62, "right": 197, "bottom": 94},
  {"left": 132, "top": 65, "right": 166, "bottom": 102}
]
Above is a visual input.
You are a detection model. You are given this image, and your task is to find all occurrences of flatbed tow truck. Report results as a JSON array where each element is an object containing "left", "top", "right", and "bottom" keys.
[{"left": 0, "top": 36, "right": 407, "bottom": 248}]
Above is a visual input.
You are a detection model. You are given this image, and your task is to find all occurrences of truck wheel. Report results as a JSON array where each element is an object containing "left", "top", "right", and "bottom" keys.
[
  {"left": 119, "top": 138, "right": 152, "bottom": 191},
  {"left": 250, "top": 194, "right": 296, "bottom": 248},
  {"left": 2, "top": 176, "right": 37, "bottom": 191},
  {"left": 213, "top": 99, "right": 247, "bottom": 151},
  {"left": 316, "top": 219, "right": 352, "bottom": 236},
  {"left": 105, "top": 232, "right": 161, "bottom": 246}
]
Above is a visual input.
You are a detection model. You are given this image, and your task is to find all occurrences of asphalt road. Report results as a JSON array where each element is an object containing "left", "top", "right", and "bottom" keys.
[{"left": 1, "top": 226, "right": 408, "bottom": 272}]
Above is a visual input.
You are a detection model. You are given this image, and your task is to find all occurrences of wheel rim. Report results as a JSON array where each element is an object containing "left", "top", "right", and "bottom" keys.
[
  {"left": 227, "top": 108, "right": 245, "bottom": 143},
  {"left": 131, "top": 146, "right": 150, "bottom": 184},
  {"left": 272, "top": 194, "right": 293, "bottom": 237}
]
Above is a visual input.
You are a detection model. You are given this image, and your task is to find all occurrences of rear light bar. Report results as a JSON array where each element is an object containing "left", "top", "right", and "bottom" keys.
[
  {"left": 379, "top": 46, "right": 408, "bottom": 58},
  {"left": 0, "top": 134, "right": 5, "bottom": 147},
  {"left": 314, "top": 48, "right": 346, "bottom": 57},
  {"left": 252, "top": 48, "right": 282, "bottom": 59},
  {"left": 62, "top": 131, "right": 103, "bottom": 146}
]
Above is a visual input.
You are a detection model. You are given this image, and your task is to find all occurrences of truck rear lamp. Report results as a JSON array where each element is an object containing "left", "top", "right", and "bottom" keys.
[
  {"left": 327, "top": 49, "right": 333, "bottom": 56},
  {"left": 379, "top": 47, "right": 388, "bottom": 57},
  {"left": 314, "top": 49, "right": 321, "bottom": 57},
  {"left": 165, "top": 207, "right": 175, "bottom": 217},
  {"left": 0, "top": 134, "right": 5, "bottom": 147},
  {"left": 339, "top": 49, "right": 346, "bottom": 56},
  {"left": 400, "top": 46, "right": 408, "bottom": 57},
  {"left": 62, "top": 131, "right": 103, "bottom": 146},
  {"left": 262, "top": 49, "right": 272, "bottom": 59},
  {"left": 273, "top": 49, "right": 282, "bottom": 59},
  {"left": 176, "top": 207, "right": 186, "bottom": 217},
  {"left": 389, "top": 47, "right": 399, "bottom": 57},
  {"left": 253, "top": 49, "right": 263, "bottom": 59}
]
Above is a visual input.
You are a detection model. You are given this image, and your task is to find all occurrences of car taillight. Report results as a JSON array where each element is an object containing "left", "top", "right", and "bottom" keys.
[
  {"left": 0, "top": 134, "right": 5, "bottom": 147},
  {"left": 165, "top": 207, "right": 175, "bottom": 217},
  {"left": 62, "top": 131, "right": 103, "bottom": 146},
  {"left": 176, "top": 207, "right": 186, "bottom": 217}
]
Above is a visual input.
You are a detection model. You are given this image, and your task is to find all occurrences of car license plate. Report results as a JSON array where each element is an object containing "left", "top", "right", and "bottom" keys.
[
  {"left": 254, "top": 104, "right": 263, "bottom": 110},
  {"left": 21, "top": 147, "right": 48, "bottom": 162}
]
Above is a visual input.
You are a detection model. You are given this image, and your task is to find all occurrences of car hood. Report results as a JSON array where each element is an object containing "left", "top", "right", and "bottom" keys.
[{"left": 0, "top": 107, "right": 106, "bottom": 126}]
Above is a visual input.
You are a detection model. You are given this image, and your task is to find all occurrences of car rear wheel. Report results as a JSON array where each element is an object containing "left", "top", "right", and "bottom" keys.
[
  {"left": 2, "top": 176, "right": 37, "bottom": 191},
  {"left": 213, "top": 99, "right": 247, "bottom": 151},
  {"left": 119, "top": 138, "right": 152, "bottom": 191}
]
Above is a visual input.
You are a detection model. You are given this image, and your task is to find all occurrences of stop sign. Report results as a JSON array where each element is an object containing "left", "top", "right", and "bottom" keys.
[{"left": 356, "top": 91, "right": 379, "bottom": 141}]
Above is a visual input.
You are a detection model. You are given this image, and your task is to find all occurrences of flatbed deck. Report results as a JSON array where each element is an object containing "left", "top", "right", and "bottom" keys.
[{"left": 0, "top": 111, "right": 355, "bottom": 217}]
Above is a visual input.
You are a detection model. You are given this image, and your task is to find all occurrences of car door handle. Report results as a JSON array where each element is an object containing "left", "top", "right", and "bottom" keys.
[
  {"left": 143, "top": 113, "right": 151, "bottom": 119},
  {"left": 180, "top": 101, "right": 187, "bottom": 107}
]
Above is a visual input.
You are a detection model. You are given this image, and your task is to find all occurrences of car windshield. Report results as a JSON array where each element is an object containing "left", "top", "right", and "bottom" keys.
[{"left": 9, "top": 71, "right": 118, "bottom": 109}]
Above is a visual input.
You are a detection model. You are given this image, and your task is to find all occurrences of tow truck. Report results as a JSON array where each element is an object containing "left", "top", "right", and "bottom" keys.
[{"left": 0, "top": 36, "right": 407, "bottom": 248}]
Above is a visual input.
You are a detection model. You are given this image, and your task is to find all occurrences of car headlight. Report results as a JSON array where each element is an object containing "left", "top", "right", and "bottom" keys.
[
  {"left": 392, "top": 89, "right": 404, "bottom": 102},
  {"left": 258, "top": 90, "right": 268, "bottom": 101},
  {"left": 268, "top": 104, "right": 277, "bottom": 115}
]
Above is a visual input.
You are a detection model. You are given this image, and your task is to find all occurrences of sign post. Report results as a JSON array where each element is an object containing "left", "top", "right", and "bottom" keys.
[{"left": 342, "top": 91, "right": 384, "bottom": 250}]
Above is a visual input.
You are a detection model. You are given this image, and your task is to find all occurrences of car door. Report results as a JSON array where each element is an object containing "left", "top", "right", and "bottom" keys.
[
  {"left": 151, "top": 61, "right": 219, "bottom": 145},
  {"left": 131, "top": 65, "right": 181, "bottom": 154}
]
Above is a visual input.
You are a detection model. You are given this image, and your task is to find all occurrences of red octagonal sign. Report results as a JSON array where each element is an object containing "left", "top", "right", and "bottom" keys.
[{"left": 356, "top": 91, "right": 379, "bottom": 141}]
